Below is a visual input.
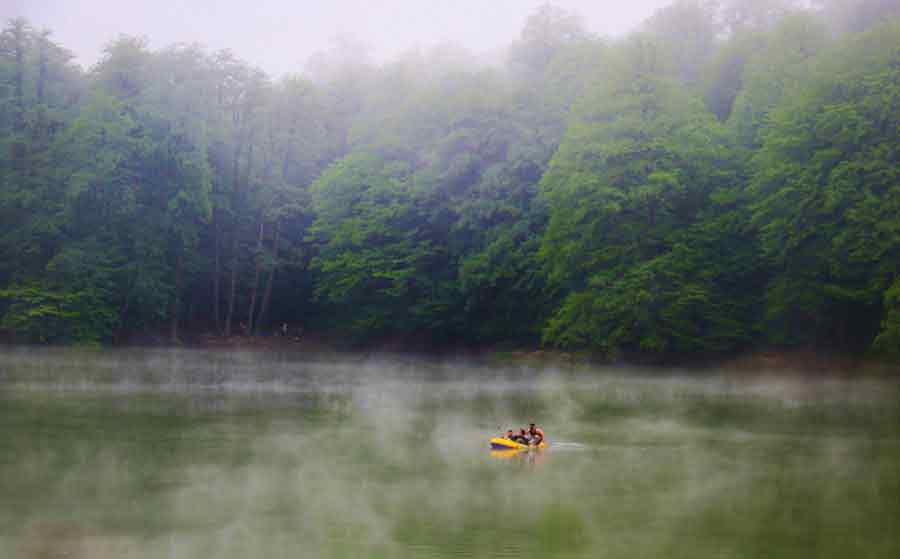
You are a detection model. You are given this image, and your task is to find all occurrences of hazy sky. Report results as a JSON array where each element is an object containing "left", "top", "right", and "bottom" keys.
[{"left": 5, "top": 1, "right": 673, "bottom": 76}]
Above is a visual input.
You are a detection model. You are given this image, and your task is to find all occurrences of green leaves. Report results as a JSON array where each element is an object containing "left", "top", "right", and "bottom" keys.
[
  {"left": 748, "top": 21, "right": 900, "bottom": 349},
  {"left": 537, "top": 35, "right": 763, "bottom": 358},
  {"left": 308, "top": 154, "right": 429, "bottom": 334},
  {"left": 1, "top": 8, "right": 898, "bottom": 359},
  {"left": 874, "top": 279, "right": 900, "bottom": 355},
  {"left": 0, "top": 280, "right": 118, "bottom": 344}
]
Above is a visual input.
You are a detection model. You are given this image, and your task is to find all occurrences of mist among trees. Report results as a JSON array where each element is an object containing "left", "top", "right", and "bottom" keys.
[{"left": 1, "top": 0, "right": 898, "bottom": 360}]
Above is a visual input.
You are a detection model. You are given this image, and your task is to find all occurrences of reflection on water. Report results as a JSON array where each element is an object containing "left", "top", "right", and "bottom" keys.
[{"left": 1, "top": 347, "right": 899, "bottom": 558}]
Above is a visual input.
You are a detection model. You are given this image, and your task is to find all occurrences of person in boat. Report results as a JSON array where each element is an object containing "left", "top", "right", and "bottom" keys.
[
  {"left": 527, "top": 422, "right": 544, "bottom": 446},
  {"left": 513, "top": 428, "right": 530, "bottom": 444},
  {"left": 504, "top": 429, "right": 515, "bottom": 441}
]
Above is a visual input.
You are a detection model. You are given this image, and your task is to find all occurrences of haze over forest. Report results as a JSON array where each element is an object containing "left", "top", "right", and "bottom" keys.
[
  {"left": 0, "top": 0, "right": 899, "bottom": 360},
  {"left": 4, "top": 0, "right": 677, "bottom": 76}
]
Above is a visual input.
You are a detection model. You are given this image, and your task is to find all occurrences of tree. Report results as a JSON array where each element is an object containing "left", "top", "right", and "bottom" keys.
[
  {"left": 643, "top": 0, "right": 720, "bottom": 88},
  {"left": 0, "top": 91, "right": 145, "bottom": 342},
  {"left": 309, "top": 153, "right": 433, "bottom": 336},
  {"left": 539, "top": 37, "right": 748, "bottom": 357},
  {"left": 728, "top": 13, "right": 830, "bottom": 149},
  {"left": 720, "top": 0, "right": 802, "bottom": 35},
  {"left": 0, "top": 21, "right": 83, "bottom": 286},
  {"left": 510, "top": 4, "right": 593, "bottom": 76},
  {"left": 749, "top": 21, "right": 900, "bottom": 349},
  {"left": 874, "top": 278, "right": 900, "bottom": 355},
  {"left": 1, "top": 8, "right": 898, "bottom": 360}
]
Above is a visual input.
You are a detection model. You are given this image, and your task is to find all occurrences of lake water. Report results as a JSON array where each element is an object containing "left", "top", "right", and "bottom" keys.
[{"left": 1, "top": 347, "right": 899, "bottom": 558}]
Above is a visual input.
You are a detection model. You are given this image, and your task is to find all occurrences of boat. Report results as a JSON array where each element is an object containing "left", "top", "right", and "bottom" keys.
[{"left": 489, "top": 437, "right": 547, "bottom": 451}]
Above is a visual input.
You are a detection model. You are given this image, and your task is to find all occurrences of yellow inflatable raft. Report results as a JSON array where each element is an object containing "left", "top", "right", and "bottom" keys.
[{"left": 489, "top": 437, "right": 547, "bottom": 451}]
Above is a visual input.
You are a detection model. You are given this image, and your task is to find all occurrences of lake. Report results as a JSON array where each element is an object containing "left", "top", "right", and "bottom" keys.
[{"left": 1, "top": 347, "right": 899, "bottom": 558}]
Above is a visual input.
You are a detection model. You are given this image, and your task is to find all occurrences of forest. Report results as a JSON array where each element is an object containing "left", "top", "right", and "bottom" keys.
[{"left": 0, "top": 0, "right": 898, "bottom": 360}]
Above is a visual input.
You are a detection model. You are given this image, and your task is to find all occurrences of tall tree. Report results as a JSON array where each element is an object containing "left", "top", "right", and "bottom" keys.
[
  {"left": 309, "top": 153, "right": 432, "bottom": 336},
  {"left": 728, "top": 13, "right": 830, "bottom": 149},
  {"left": 539, "top": 37, "right": 747, "bottom": 356},
  {"left": 749, "top": 21, "right": 900, "bottom": 349},
  {"left": 509, "top": 3, "right": 593, "bottom": 76},
  {"left": 643, "top": 0, "right": 720, "bottom": 88}
]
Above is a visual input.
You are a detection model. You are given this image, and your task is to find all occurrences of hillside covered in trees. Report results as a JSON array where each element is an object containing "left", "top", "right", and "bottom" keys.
[{"left": 1, "top": 0, "right": 898, "bottom": 360}]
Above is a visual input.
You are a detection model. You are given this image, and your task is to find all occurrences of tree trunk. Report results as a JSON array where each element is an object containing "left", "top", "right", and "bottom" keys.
[
  {"left": 225, "top": 230, "right": 238, "bottom": 337},
  {"left": 170, "top": 250, "right": 184, "bottom": 343},
  {"left": 255, "top": 222, "right": 280, "bottom": 336},
  {"left": 31, "top": 30, "right": 52, "bottom": 172},
  {"left": 213, "top": 208, "right": 221, "bottom": 333},
  {"left": 37, "top": 31, "right": 48, "bottom": 105},
  {"left": 224, "top": 143, "right": 242, "bottom": 337},
  {"left": 246, "top": 219, "right": 264, "bottom": 334},
  {"left": 10, "top": 19, "right": 27, "bottom": 173},
  {"left": 115, "top": 272, "right": 141, "bottom": 343},
  {"left": 12, "top": 20, "right": 25, "bottom": 126}
]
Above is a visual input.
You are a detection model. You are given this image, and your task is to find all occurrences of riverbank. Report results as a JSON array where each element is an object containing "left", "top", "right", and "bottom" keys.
[{"left": 3, "top": 326, "right": 896, "bottom": 375}]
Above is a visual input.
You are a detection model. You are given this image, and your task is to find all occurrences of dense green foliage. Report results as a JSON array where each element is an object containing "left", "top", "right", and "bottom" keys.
[{"left": 1, "top": 1, "right": 898, "bottom": 359}]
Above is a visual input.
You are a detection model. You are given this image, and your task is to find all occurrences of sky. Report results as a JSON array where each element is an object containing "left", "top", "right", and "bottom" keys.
[{"left": 4, "top": 0, "right": 673, "bottom": 76}]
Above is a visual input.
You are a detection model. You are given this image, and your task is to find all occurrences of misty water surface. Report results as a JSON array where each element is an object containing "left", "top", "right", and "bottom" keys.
[{"left": 1, "top": 347, "right": 899, "bottom": 558}]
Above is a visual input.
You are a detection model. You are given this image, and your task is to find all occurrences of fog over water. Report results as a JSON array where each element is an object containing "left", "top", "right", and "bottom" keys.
[
  {"left": 5, "top": 0, "right": 673, "bottom": 75},
  {"left": 1, "top": 347, "right": 899, "bottom": 558},
  {"left": 2, "top": 1, "right": 899, "bottom": 554}
]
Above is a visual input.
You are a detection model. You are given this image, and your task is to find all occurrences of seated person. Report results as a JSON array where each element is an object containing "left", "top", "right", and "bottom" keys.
[
  {"left": 504, "top": 429, "right": 515, "bottom": 440},
  {"left": 511, "top": 428, "right": 530, "bottom": 444},
  {"left": 528, "top": 422, "right": 544, "bottom": 445}
]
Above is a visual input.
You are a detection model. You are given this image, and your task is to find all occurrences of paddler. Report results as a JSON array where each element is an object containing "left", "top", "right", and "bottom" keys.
[
  {"left": 514, "top": 428, "right": 530, "bottom": 444},
  {"left": 527, "top": 422, "right": 544, "bottom": 446}
]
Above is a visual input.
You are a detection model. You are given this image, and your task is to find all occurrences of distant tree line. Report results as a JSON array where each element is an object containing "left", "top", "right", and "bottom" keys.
[{"left": 1, "top": 0, "right": 898, "bottom": 359}]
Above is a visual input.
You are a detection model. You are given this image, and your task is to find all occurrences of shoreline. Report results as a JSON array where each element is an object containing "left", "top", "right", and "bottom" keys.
[{"left": 2, "top": 332, "right": 897, "bottom": 376}]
